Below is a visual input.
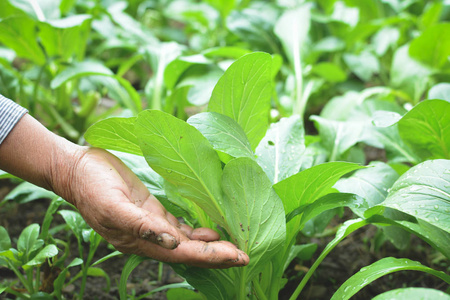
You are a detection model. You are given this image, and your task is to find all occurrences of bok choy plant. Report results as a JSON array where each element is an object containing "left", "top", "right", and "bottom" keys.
[{"left": 85, "top": 52, "right": 450, "bottom": 299}]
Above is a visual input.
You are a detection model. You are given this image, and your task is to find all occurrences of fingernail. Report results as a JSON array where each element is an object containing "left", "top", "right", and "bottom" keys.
[{"left": 156, "top": 233, "right": 178, "bottom": 249}]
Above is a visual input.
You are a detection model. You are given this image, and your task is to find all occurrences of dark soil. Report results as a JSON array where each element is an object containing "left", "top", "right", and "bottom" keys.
[{"left": 1, "top": 181, "right": 449, "bottom": 300}]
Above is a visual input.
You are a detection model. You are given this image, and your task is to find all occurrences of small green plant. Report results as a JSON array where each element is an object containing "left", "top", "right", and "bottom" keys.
[
  {"left": 0, "top": 194, "right": 120, "bottom": 299},
  {"left": 86, "top": 52, "right": 450, "bottom": 299},
  {"left": 0, "top": 223, "right": 58, "bottom": 298}
]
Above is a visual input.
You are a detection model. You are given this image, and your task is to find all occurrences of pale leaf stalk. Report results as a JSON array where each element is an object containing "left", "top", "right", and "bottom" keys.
[
  {"left": 151, "top": 53, "right": 165, "bottom": 111},
  {"left": 292, "top": 22, "right": 304, "bottom": 117},
  {"left": 28, "top": 0, "right": 46, "bottom": 21}
]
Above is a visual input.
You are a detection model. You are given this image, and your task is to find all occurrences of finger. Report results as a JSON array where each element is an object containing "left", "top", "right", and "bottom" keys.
[
  {"left": 165, "top": 212, "right": 220, "bottom": 242},
  {"left": 189, "top": 227, "right": 220, "bottom": 242},
  {"left": 175, "top": 240, "right": 249, "bottom": 268},
  {"left": 166, "top": 212, "right": 181, "bottom": 228},
  {"left": 156, "top": 240, "right": 249, "bottom": 268}
]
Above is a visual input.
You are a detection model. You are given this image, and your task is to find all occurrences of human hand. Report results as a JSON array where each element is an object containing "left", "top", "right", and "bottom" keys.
[{"left": 52, "top": 147, "right": 249, "bottom": 268}]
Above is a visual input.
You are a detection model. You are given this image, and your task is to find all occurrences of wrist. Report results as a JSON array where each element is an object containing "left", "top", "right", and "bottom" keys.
[{"left": 47, "top": 135, "right": 88, "bottom": 207}]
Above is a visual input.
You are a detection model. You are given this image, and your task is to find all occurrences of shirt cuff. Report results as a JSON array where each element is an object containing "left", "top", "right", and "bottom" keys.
[{"left": 0, "top": 95, "right": 28, "bottom": 145}]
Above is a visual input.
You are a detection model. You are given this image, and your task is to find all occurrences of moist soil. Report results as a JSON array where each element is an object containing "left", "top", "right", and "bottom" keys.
[{"left": 0, "top": 181, "right": 448, "bottom": 300}]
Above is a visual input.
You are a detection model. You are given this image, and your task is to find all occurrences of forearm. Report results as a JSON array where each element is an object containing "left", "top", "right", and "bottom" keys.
[{"left": 0, "top": 113, "right": 85, "bottom": 192}]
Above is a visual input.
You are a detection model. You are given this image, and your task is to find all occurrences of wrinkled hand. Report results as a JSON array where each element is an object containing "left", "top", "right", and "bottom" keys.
[{"left": 52, "top": 148, "right": 248, "bottom": 268}]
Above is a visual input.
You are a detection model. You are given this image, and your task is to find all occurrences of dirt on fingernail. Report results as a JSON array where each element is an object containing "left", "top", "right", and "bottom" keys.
[{"left": 141, "top": 229, "right": 156, "bottom": 241}]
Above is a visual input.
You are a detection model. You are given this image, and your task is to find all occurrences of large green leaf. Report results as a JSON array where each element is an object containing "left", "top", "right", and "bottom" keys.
[
  {"left": 274, "top": 162, "right": 364, "bottom": 243},
  {"left": 372, "top": 288, "right": 450, "bottom": 300},
  {"left": 85, "top": 117, "right": 141, "bottom": 156},
  {"left": 331, "top": 257, "right": 450, "bottom": 300},
  {"left": 222, "top": 158, "right": 285, "bottom": 281},
  {"left": 398, "top": 100, "right": 450, "bottom": 160},
  {"left": 255, "top": 115, "right": 305, "bottom": 184},
  {"left": 0, "top": 16, "right": 45, "bottom": 65},
  {"left": 375, "top": 159, "right": 450, "bottom": 233},
  {"left": 135, "top": 110, "right": 226, "bottom": 228},
  {"left": 208, "top": 52, "right": 272, "bottom": 150},
  {"left": 409, "top": 23, "right": 450, "bottom": 69},
  {"left": 187, "top": 112, "right": 254, "bottom": 162}
]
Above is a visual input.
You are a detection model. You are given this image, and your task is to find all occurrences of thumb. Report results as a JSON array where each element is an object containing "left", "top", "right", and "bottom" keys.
[{"left": 141, "top": 230, "right": 179, "bottom": 250}]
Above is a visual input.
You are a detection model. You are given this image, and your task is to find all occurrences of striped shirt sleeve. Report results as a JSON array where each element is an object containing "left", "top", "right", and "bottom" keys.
[{"left": 0, "top": 94, "right": 28, "bottom": 145}]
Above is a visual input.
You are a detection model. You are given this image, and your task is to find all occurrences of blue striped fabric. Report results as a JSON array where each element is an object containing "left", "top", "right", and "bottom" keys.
[{"left": 0, "top": 94, "right": 28, "bottom": 144}]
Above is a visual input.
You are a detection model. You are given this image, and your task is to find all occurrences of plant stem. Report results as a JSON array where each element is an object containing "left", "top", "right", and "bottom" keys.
[
  {"left": 151, "top": 54, "right": 165, "bottom": 111},
  {"left": 252, "top": 279, "right": 268, "bottom": 300},
  {"left": 292, "top": 46, "right": 303, "bottom": 116},
  {"left": 4, "top": 287, "right": 30, "bottom": 299},
  {"left": 7, "top": 262, "right": 32, "bottom": 293},
  {"left": 26, "top": 269, "right": 34, "bottom": 294},
  {"left": 34, "top": 266, "right": 41, "bottom": 292},
  {"left": 239, "top": 269, "right": 247, "bottom": 300},
  {"left": 77, "top": 239, "right": 88, "bottom": 300},
  {"left": 157, "top": 262, "right": 163, "bottom": 282}
]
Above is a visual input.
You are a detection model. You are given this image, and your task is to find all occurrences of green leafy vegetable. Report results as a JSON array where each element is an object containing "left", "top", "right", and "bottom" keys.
[{"left": 208, "top": 52, "right": 272, "bottom": 150}]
